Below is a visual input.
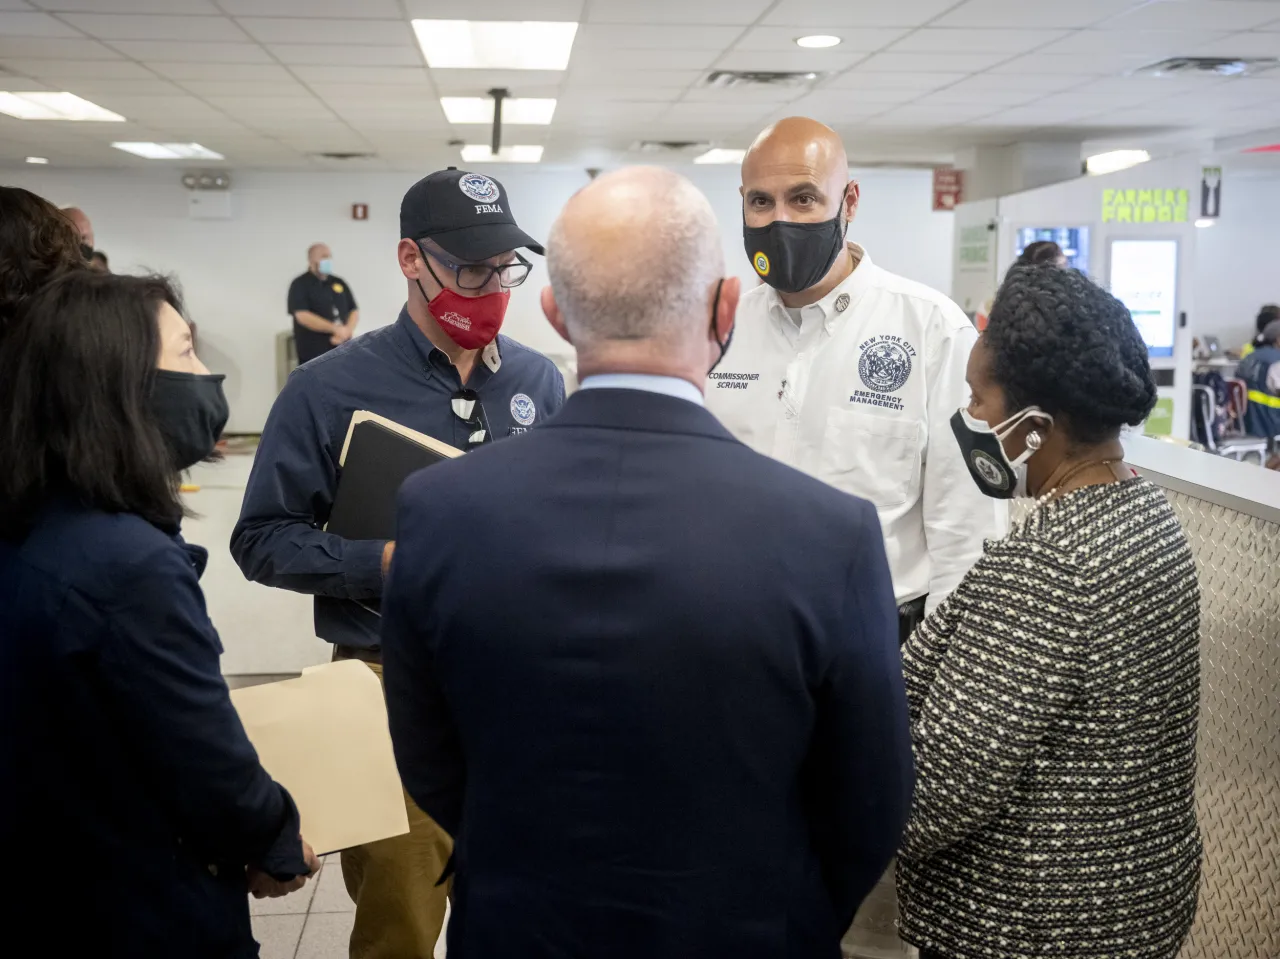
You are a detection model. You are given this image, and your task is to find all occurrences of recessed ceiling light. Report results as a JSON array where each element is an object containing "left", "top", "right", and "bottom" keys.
[
  {"left": 25, "top": 156, "right": 49, "bottom": 165},
  {"left": 694, "top": 148, "right": 746, "bottom": 165},
  {"left": 1085, "top": 149, "right": 1150, "bottom": 175},
  {"left": 0, "top": 92, "right": 124, "bottom": 122},
  {"left": 441, "top": 97, "right": 557, "bottom": 125},
  {"left": 460, "top": 144, "right": 544, "bottom": 163},
  {"left": 795, "top": 35, "right": 842, "bottom": 49},
  {"left": 413, "top": 20, "right": 578, "bottom": 70},
  {"left": 112, "top": 142, "right": 224, "bottom": 160}
]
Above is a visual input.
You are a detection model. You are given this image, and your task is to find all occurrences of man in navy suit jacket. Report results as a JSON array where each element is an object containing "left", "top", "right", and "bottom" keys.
[{"left": 382, "top": 167, "right": 913, "bottom": 959}]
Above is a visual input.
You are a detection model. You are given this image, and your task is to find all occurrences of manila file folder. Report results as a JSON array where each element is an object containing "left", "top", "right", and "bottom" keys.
[{"left": 231, "top": 659, "right": 410, "bottom": 855}]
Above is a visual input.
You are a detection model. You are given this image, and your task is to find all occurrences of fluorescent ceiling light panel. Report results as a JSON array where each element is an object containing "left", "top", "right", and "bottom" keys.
[
  {"left": 694, "top": 148, "right": 746, "bottom": 164},
  {"left": 0, "top": 92, "right": 125, "bottom": 122},
  {"left": 25, "top": 156, "right": 49, "bottom": 164},
  {"left": 441, "top": 97, "right": 557, "bottom": 124},
  {"left": 460, "top": 144, "right": 544, "bottom": 163},
  {"left": 413, "top": 20, "right": 578, "bottom": 70},
  {"left": 1085, "top": 149, "right": 1150, "bottom": 175},
  {"left": 796, "top": 35, "right": 842, "bottom": 48},
  {"left": 1194, "top": 218, "right": 1216, "bottom": 228},
  {"left": 112, "top": 142, "right": 225, "bottom": 160}
]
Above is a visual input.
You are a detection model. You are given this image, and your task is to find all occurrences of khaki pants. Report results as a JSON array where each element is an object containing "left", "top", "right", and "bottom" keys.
[{"left": 340, "top": 660, "right": 453, "bottom": 959}]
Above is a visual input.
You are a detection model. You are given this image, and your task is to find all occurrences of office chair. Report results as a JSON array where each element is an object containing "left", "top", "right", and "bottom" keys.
[{"left": 1191, "top": 385, "right": 1269, "bottom": 464}]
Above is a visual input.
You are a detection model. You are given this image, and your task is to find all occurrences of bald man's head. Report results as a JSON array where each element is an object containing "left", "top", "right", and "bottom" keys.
[
  {"left": 61, "top": 206, "right": 94, "bottom": 248},
  {"left": 741, "top": 117, "right": 857, "bottom": 230},
  {"left": 545, "top": 166, "right": 724, "bottom": 349}
]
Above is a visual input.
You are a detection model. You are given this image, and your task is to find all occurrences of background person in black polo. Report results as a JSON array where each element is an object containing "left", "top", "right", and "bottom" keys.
[{"left": 288, "top": 242, "right": 360, "bottom": 364}]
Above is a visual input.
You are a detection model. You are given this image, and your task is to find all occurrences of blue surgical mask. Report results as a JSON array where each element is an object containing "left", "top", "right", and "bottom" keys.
[{"left": 317, "top": 258, "right": 333, "bottom": 276}]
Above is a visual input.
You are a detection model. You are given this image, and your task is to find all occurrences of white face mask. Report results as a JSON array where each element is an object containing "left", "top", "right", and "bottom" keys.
[{"left": 950, "top": 406, "right": 1053, "bottom": 499}]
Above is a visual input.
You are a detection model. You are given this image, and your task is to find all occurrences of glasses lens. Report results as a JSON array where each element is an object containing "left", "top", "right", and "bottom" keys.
[
  {"left": 497, "top": 262, "right": 531, "bottom": 288},
  {"left": 457, "top": 264, "right": 493, "bottom": 290}
]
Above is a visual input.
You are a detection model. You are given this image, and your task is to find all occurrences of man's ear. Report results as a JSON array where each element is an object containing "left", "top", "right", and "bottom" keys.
[
  {"left": 542, "top": 286, "right": 572, "bottom": 344},
  {"left": 397, "top": 238, "right": 423, "bottom": 280},
  {"left": 844, "top": 180, "right": 861, "bottom": 225},
  {"left": 715, "top": 276, "right": 741, "bottom": 342}
]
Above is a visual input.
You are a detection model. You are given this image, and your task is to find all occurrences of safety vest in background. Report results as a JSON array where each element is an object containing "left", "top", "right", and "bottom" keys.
[{"left": 1236, "top": 344, "right": 1280, "bottom": 439}]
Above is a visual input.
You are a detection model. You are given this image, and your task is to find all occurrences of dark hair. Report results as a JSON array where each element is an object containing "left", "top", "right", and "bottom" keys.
[
  {"left": 0, "top": 271, "right": 187, "bottom": 541},
  {"left": 91, "top": 250, "right": 109, "bottom": 270},
  {"left": 985, "top": 265, "right": 1158, "bottom": 445},
  {"left": 0, "top": 186, "right": 87, "bottom": 331},
  {"left": 1015, "top": 240, "right": 1064, "bottom": 268},
  {"left": 1255, "top": 304, "right": 1280, "bottom": 341}
]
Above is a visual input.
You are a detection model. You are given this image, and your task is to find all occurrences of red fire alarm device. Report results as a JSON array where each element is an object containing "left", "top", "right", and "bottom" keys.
[{"left": 352, "top": 203, "right": 369, "bottom": 220}]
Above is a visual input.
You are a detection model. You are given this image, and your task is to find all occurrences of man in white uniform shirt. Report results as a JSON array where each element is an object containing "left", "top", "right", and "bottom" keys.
[{"left": 707, "top": 117, "right": 1006, "bottom": 642}]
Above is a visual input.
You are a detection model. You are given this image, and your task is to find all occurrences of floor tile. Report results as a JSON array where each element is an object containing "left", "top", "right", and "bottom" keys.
[
  {"left": 296, "top": 912, "right": 354, "bottom": 959},
  {"left": 249, "top": 862, "right": 322, "bottom": 916},
  {"left": 251, "top": 913, "right": 306, "bottom": 959},
  {"left": 308, "top": 855, "right": 355, "bottom": 913}
]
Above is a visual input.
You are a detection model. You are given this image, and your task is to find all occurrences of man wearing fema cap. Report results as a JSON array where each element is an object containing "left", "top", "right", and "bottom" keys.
[{"left": 232, "top": 168, "right": 564, "bottom": 958}]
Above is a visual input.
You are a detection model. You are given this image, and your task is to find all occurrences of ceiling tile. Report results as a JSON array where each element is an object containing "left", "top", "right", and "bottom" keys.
[
  {"left": 1, "top": 58, "right": 149, "bottom": 79},
  {"left": 763, "top": 0, "right": 958, "bottom": 28},
  {"left": 1069, "top": 75, "right": 1227, "bottom": 96},
  {"left": 713, "top": 50, "right": 865, "bottom": 72},
  {"left": 1037, "top": 29, "right": 1228, "bottom": 56},
  {"left": 931, "top": 0, "right": 1145, "bottom": 29},
  {"left": 92, "top": 95, "right": 231, "bottom": 121},
  {"left": 1190, "top": 32, "right": 1280, "bottom": 57},
  {"left": 1100, "top": 0, "right": 1280, "bottom": 32},
  {"left": 0, "top": 10, "right": 82, "bottom": 35},
  {"left": 940, "top": 73, "right": 1085, "bottom": 94},
  {"left": 179, "top": 78, "right": 311, "bottom": 97},
  {"left": 887, "top": 28, "right": 1070, "bottom": 53},
  {"left": 237, "top": 17, "right": 413, "bottom": 46},
  {"left": 206, "top": 95, "right": 336, "bottom": 118},
  {"left": 267, "top": 43, "right": 424, "bottom": 66},
  {"left": 679, "top": 84, "right": 813, "bottom": 104},
  {"left": 587, "top": 0, "right": 772, "bottom": 24},
  {"left": 221, "top": 0, "right": 402, "bottom": 13},
  {"left": 921, "top": 86, "right": 1040, "bottom": 105},
  {"left": 664, "top": 100, "right": 777, "bottom": 121},
  {"left": 785, "top": 90, "right": 908, "bottom": 116},
  {"left": 1031, "top": 90, "right": 1166, "bottom": 112},
  {"left": 28, "top": 0, "right": 219, "bottom": 11},
  {"left": 58, "top": 14, "right": 250, "bottom": 42},
  {"left": 107, "top": 40, "right": 274, "bottom": 63},
  {"left": 427, "top": 69, "right": 559, "bottom": 95},
  {"left": 0, "top": 36, "right": 121, "bottom": 57},
  {"left": 989, "top": 52, "right": 1151, "bottom": 74},
  {"left": 148, "top": 62, "right": 296, "bottom": 81},
  {"left": 307, "top": 83, "right": 437, "bottom": 102},
  {"left": 290, "top": 66, "right": 431, "bottom": 84},
  {"left": 403, "top": 0, "right": 584, "bottom": 19},
  {"left": 55, "top": 77, "right": 186, "bottom": 96},
  {"left": 853, "top": 51, "right": 1013, "bottom": 71},
  {"left": 574, "top": 24, "right": 741, "bottom": 49},
  {"left": 825, "top": 70, "right": 969, "bottom": 91},
  {"left": 732, "top": 26, "right": 908, "bottom": 52},
  {"left": 571, "top": 47, "right": 720, "bottom": 70}
]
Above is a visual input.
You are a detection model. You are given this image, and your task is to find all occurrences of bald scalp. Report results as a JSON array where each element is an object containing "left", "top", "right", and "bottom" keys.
[
  {"left": 546, "top": 166, "right": 722, "bottom": 347},
  {"left": 743, "top": 117, "right": 848, "bottom": 185}
]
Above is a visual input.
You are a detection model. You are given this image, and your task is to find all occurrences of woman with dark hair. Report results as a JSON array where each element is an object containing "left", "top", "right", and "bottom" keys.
[
  {"left": 0, "top": 185, "right": 86, "bottom": 328},
  {"left": 1013, "top": 239, "right": 1067, "bottom": 270},
  {"left": 897, "top": 265, "right": 1202, "bottom": 959},
  {"left": 0, "top": 271, "right": 318, "bottom": 957}
]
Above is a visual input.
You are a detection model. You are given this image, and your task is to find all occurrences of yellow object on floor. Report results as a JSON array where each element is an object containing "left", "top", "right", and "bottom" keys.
[{"left": 179, "top": 483, "right": 201, "bottom": 493}]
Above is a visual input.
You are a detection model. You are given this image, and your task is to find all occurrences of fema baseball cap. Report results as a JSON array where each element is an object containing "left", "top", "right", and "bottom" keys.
[{"left": 399, "top": 167, "right": 544, "bottom": 261}]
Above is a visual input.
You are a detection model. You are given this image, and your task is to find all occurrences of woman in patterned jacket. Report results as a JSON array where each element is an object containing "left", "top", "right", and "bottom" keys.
[{"left": 897, "top": 264, "right": 1202, "bottom": 959}]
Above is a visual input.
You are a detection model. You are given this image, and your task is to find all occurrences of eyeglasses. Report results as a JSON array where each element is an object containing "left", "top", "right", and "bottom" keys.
[
  {"left": 420, "top": 244, "right": 531, "bottom": 291},
  {"left": 451, "top": 389, "right": 490, "bottom": 450}
]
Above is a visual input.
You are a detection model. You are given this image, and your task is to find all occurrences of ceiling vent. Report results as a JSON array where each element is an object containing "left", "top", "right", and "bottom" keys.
[
  {"left": 702, "top": 70, "right": 823, "bottom": 89},
  {"left": 633, "top": 140, "right": 712, "bottom": 153},
  {"left": 311, "top": 151, "right": 378, "bottom": 161},
  {"left": 1135, "top": 56, "right": 1279, "bottom": 77}
]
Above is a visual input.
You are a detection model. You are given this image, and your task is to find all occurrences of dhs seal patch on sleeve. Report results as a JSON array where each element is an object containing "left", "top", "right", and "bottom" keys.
[
  {"left": 851, "top": 335, "right": 918, "bottom": 411},
  {"left": 510, "top": 393, "right": 537, "bottom": 426}
]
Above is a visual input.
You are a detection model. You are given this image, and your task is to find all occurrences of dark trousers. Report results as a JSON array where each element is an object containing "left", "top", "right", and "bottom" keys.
[{"left": 898, "top": 596, "right": 927, "bottom": 647}]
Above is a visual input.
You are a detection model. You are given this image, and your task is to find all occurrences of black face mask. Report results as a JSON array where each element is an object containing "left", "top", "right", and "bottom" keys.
[
  {"left": 707, "top": 278, "right": 732, "bottom": 374},
  {"left": 80, "top": 243, "right": 94, "bottom": 261},
  {"left": 150, "top": 370, "right": 230, "bottom": 471},
  {"left": 743, "top": 196, "right": 847, "bottom": 295}
]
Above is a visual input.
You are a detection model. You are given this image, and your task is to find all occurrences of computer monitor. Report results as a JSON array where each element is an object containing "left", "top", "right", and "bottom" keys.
[
  {"left": 1015, "top": 226, "right": 1090, "bottom": 274},
  {"left": 1108, "top": 239, "right": 1178, "bottom": 358}
]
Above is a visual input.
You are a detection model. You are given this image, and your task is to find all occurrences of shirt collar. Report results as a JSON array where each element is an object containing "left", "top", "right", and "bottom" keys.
[
  {"left": 766, "top": 242, "right": 876, "bottom": 335},
  {"left": 579, "top": 373, "right": 705, "bottom": 407},
  {"left": 396, "top": 306, "right": 503, "bottom": 374}
]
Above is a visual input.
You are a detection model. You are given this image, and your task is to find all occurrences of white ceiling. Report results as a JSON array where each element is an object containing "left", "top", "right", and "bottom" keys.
[{"left": 2, "top": 0, "right": 1280, "bottom": 171}]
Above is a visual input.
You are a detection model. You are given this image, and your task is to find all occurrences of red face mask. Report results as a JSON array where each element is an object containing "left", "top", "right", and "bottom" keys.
[{"left": 424, "top": 285, "right": 510, "bottom": 351}]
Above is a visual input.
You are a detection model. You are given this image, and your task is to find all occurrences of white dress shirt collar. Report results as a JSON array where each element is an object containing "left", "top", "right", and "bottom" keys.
[
  {"left": 765, "top": 243, "right": 877, "bottom": 337},
  {"left": 579, "top": 373, "right": 705, "bottom": 407}
]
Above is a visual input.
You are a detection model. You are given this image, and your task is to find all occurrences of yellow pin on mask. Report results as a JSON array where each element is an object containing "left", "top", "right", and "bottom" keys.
[{"left": 753, "top": 252, "right": 770, "bottom": 277}]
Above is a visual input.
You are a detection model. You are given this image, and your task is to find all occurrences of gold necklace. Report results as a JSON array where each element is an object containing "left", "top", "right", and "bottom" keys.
[{"left": 1033, "top": 458, "right": 1121, "bottom": 507}]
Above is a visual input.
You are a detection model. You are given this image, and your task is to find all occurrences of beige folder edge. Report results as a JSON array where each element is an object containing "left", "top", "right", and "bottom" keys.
[{"left": 231, "top": 659, "right": 411, "bottom": 855}]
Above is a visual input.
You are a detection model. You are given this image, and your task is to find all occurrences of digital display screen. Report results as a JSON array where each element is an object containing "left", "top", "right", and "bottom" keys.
[
  {"left": 1015, "top": 226, "right": 1090, "bottom": 274},
  {"left": 1108, "top": 239, "right": 1178, "bottom": 358}
]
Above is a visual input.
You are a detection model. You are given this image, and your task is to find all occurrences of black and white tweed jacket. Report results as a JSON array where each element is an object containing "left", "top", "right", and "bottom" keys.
[{"left": 897, "top": 477, "right": 1202, "bottom": 959}]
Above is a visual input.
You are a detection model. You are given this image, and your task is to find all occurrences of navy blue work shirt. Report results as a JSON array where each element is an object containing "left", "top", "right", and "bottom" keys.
[
  {"left": 231, "top": 307, "right": 566, "bottom": 650},
  {"left": 0, "top": 502, "right": 306, "bottom": 957}
]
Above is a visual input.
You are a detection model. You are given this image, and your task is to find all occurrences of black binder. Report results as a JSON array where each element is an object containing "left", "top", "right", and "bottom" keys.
[{"left": 327, "top": 414, "right": 461, "bottom": 542}]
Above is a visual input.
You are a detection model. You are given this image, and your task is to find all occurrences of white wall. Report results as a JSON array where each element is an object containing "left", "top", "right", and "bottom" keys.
[
  {"left": 1192, "top": 167, "right": 1280, "bottom": 352},
  {"left": 5, "top": 165, "right": 952, "bottom": 432}
]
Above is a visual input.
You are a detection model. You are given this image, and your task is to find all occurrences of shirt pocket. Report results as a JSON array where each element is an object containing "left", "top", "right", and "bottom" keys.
[{"left": 819, "top": 409, "right": 921, "bottom": 509}]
